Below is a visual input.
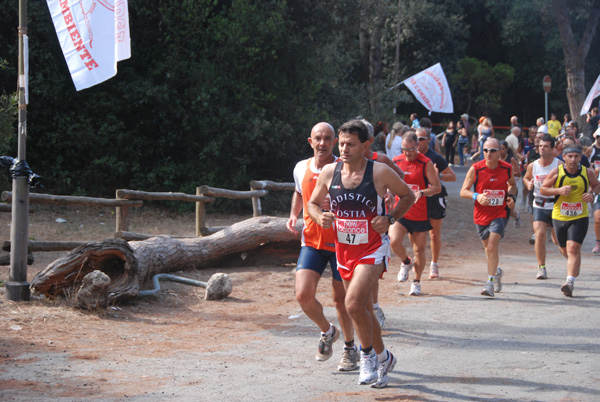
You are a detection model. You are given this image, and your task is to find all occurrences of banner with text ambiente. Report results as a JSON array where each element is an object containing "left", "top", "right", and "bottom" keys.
[
  {"left": 580, "top": 74, "right": 600, "bottom": 115},
  {"left": 46, "top": 0, "right": 131, "bottom": 91},
  {"left": 395, "top": 63, "right": 453, "bottom": 115}
]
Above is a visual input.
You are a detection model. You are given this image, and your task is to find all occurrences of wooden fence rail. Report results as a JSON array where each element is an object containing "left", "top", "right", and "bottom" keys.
[{"left": 0, "top": 181, "right": 295, "bottom": 260}]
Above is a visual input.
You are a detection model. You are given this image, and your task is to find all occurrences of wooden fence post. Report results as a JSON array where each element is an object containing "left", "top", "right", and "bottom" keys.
[
  {"left": 196, "top": 187, "right": 206, "bottom": 237},
  {"left": 115, "top": 190, "right": 129, "bottom": 233}
]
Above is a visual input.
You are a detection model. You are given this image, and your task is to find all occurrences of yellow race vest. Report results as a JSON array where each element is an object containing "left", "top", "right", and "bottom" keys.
[{"left": 552, "top": 164, "right": 589, "bottom": 221}]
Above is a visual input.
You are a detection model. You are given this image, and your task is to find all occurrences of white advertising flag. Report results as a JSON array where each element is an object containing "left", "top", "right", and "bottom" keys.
[
  {"left": 46, "top": 0, "right": 131, "bottom": 91},
  {"left": 580, "top": 74, "right": 600, "bottom": 115},
  {"left": 399, "top": 63, "right": 454, "bottom": 114}
]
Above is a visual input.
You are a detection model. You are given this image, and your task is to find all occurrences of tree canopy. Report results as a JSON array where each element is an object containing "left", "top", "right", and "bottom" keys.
[{"left": 0, "top": 0, "right": 598, "bottom": 206}]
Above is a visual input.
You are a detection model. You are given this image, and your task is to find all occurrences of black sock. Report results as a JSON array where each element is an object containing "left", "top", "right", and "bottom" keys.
[
  {"left": 362, "top": 346, "right": 373, "bottom": 354},
  {"left": 403, "top": 257, "right": 411, "bottom": 265},
  {"left": 344, "top": 340, "right": 354, "bottom": 348},
  {"left": 414, "top": 279, "right": 420, "bottom": 283}
]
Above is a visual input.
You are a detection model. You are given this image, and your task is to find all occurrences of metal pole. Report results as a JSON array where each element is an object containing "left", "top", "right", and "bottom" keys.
[
  {"left": 394, "top": 0, "right": 401, "bottom": 117},
  {"left": 6, "top": 0, "right": 31, "bottom": 301},
  {"left": 545, "top": 92, "right": 548, "bottom": 123}
]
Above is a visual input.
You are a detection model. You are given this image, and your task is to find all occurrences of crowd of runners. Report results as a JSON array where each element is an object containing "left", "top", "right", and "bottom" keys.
[{"left": 285, "top": 114, "right": 600, "bottom": 389}]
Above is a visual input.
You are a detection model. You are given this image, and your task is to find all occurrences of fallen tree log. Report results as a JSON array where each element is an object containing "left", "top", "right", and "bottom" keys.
[{"left": 31, "top": 216, "right": 300, "bottom": 302}]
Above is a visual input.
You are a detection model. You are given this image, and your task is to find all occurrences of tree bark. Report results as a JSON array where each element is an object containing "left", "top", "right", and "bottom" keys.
[
  {"left": 552, "top": 0, "right": 600, "bottom": 124},
  {"left": 30, "top": 216, "right": 300, "bottom": 302}
]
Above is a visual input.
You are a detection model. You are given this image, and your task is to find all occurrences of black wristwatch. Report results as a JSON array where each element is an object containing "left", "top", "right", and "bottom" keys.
[{"left": 386, "top": 214, "right": 396, "bottom": 225}]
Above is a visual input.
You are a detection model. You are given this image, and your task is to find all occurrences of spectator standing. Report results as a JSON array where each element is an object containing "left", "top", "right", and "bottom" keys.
[
  {"left": 547, "top": 113, "right": 562, "bottom": 138},
  {"left": 442, "top": 121, "right": 458, "bottom": 166},
  {"left": 456, "top": 120, "right": 469, "bottom": 166},
  {"left": 586, "top": 107, "right": 600, "bottom": 140},
  {"left": 371, "top": 121, "right": 389, "bottom": 153},
  {"left": 410, "top": 113, "right": 420, "bottom": 129},
  {"left": 386, "top": 122, "right": 405, "bottom": 160}
]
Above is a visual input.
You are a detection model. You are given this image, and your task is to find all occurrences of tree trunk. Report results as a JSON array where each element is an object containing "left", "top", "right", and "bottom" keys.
[
  {"left": 552, "top": 0, "right": 600, "bottom": 125},
  {"left": 30, "top": 216, "right": 300, "bottom": 302}
]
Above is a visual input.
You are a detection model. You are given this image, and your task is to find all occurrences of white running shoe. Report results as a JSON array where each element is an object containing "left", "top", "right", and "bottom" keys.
[
  {"left": 481, "top": 280, "right": 494, "bottom": 297},
  {"left": 429, "top": 263, "right": 439, "bottom": 279},
  {"left": 561, "top": 279, "right": 574, "bottom": 297},
  {"left": 536, "top": 266, "right": 547, "bottom": 280},
  {"left": 494, "top": 267, "right": 503, "bottom": 293},
  {"left": 409, "top": 281, "right": 421, "bottom": 296},
  {"left": 371, "top": 351, "right": 397, "bottom": 389},
  {"left": 358, "top": 350, "right": 378, "bottom": 385},
  {"left": 593, "top": 243, "right": 600, "bottom": 254},
  {"left": 529, "top": 234, "right": 536, "bottom": 245},
  {"left": 338, "top": 345, "right": 359, "bottom": 371},
  {"left": 374, "top": 307, "right": 386, "bottom": 330},
  {"left": 315, "top": 325, "right": 339, "bottom": 361},
  {"left": 398, "top": 257, "right": 413, "bottom": 282}
]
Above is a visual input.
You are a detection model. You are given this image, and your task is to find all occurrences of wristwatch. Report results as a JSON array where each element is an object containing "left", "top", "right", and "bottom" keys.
[{"left": 386, "top": 214, "right": 396, "bottom": 225}]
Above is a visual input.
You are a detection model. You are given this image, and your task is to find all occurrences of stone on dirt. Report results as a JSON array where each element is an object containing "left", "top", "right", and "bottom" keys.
[
  {"left": 76, "top": 270, "right": 111, "bottom": 310},
  {"left": 204, "top": 273, "right": 232, "bottom": 300}
]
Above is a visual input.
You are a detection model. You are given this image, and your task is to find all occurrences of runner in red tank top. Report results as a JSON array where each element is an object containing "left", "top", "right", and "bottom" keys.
[
  {"left": 390, "top": 131, "right": 441, "bottom": 296},
  {"left": 460, "top": 138, "right": 517, "bottom": 298}
]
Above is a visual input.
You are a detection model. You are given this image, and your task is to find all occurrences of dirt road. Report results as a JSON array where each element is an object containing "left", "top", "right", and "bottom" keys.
[{"left": 1, "top": 166, "right": 599, "bottom": 401}]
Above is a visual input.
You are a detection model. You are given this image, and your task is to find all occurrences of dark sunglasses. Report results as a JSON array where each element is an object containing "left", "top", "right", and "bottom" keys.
[
  {"left": 417, "top": 137, "right": 429, "bottom": 141},
  {"left": 483, "top": 148, "right": 499, "bottom": 153}
]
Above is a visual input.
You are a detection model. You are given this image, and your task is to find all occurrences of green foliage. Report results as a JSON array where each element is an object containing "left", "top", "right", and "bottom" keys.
[{"left": 0, "top": 0, "right": 598, "bottom": 210}]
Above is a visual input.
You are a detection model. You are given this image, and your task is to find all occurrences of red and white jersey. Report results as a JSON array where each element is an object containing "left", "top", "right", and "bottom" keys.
[
  {"left": 531, "top": 158, "right": 560, "bottom": 210},
  {"left": 472, "top": 160, "right": 512, "bottom": 225},
  {"left": 292, "top": 157, "right": 337, "bottom": 251},
  {"left": 393, "top": 153, "right": 431, "bottom": 221}
]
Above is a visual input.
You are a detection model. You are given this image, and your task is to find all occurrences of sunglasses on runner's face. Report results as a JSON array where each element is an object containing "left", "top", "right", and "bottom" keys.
[
  {"left": 417, "top": 137, "right": 429, "bottom": 141},
  {"left": 483, "top": 148, "right": 499, "bottom": 153},
  {"left": 402, "top": 147, "right": 416, "bottom": 152}
]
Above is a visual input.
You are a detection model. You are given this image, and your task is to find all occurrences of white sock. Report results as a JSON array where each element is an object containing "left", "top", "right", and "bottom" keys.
[
  {"left": 567, "top": 276, "right": 576, "bottom": 284},
  {"left": 323, "top": 323, "right": 334, "bottom": 336},
  {"left": 373, "top": 302, "right": 380, "bottom": 309},
  {"left": 377, "top": 349, "right": 389, "bottom": 363},
  {"left": 431, "top": 262, "right": 438, "bottom": 267}
]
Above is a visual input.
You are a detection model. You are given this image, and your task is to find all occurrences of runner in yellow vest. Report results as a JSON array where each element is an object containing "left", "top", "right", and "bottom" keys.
[{"left": 540, "top": 145, "right": 600, "bottom": 296}]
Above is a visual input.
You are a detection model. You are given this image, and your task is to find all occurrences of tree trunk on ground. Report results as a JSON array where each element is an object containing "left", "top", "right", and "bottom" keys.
[
  {"left": 30, "top": 217, "right": 300, "bottom": 302},
  {"left": 552, "top": 0, "right": 600, "bottom": 125}
]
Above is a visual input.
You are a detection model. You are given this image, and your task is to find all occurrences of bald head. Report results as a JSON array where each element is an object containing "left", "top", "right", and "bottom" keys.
[
  {"left": 484, "top": 138, "right": 500, "bottom": 149},
  {"left": 511, "top": 126, "right": 521, "bottom": 136},
  {"left": 312, "top": 122, "right": 335, "bottom": 137}
]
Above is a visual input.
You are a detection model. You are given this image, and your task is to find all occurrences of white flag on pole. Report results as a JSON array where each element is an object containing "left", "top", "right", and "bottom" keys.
[
  {"left": 396, "top": 63, "right": 454, "bottom": 115},
  {"left": 580, "top": 74, "right": 600, "bottom": 115},
  {"left": 46, "top": 0, "right": 131, "bottom": 91}
]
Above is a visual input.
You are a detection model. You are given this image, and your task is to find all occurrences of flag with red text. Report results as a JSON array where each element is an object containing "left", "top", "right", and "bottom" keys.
[
  {"left": 580, "top": 74, "right": 600, "bottom": 115},
  {"left": 46, "top": 0, "right": 131, "bottom": 91},
  {"left": 395, "top": 63, "right": 453, "bottom": 115}
]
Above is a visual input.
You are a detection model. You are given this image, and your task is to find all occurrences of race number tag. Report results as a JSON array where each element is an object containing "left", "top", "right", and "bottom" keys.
[
  {"left": 560, "top": 202, "right": 583, "bottom": 217},
  {"left": 408, "top": 184, "right": 420, "bottom": 193},
  {"left": 484, "top": 189, "right": 505, "bottom": 206},
  {"left": 534, "top": 174, "right": 547, "bottom": 187},
  {"left": 594, "top": 160, "right": 600, "bottom": 170},
  {"left": 336, "top": 219, "right": 369, "bottom": 245}
]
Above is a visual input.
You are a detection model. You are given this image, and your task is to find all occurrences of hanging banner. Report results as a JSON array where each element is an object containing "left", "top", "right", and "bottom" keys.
[
  {"left": 46, "top": 0, "right": 131, "bottom": 91},
  {"left": 580, "top": 74, "right": 600, "bottom": 115},
  {"left": 394, "top": 63, "right": 454, "bottom": 115}
]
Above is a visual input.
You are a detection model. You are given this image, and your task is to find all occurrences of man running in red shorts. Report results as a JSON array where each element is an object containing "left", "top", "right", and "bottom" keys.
[{"left": 307, "top": 119, "right": 414, "bottom": 388}]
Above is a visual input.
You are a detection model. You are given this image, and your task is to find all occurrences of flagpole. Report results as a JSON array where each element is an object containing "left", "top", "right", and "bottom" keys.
[{"left": 6, "top": 0, "right": 31, "bottom": 301}]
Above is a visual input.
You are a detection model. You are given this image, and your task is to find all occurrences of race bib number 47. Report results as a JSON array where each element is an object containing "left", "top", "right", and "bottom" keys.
[
  {"left": 484, "top": 189, "right": 505, "bottom": 206},
  {"left": 560, "top": 201, "right": 583, "bottom": 217},
  {"left": 336, "top": 219, "right": 369, "bottom": 245}
]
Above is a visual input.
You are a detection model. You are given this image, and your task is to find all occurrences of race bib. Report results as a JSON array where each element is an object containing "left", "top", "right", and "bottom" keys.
[
  {"left": 534, "top": 174, "right": 547, "bottom": 188},
  {"left": 560, "top": 201, "right": 583, "bottom": 217},
  {"left": 336, "top": 219, "right": 369, "bottom": 245},
  {"left": 594, "top": 160, "right": 600, "bottom": 170},
  {"left": 483, "top": 189, "right": 505, "bottom": 206}
]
